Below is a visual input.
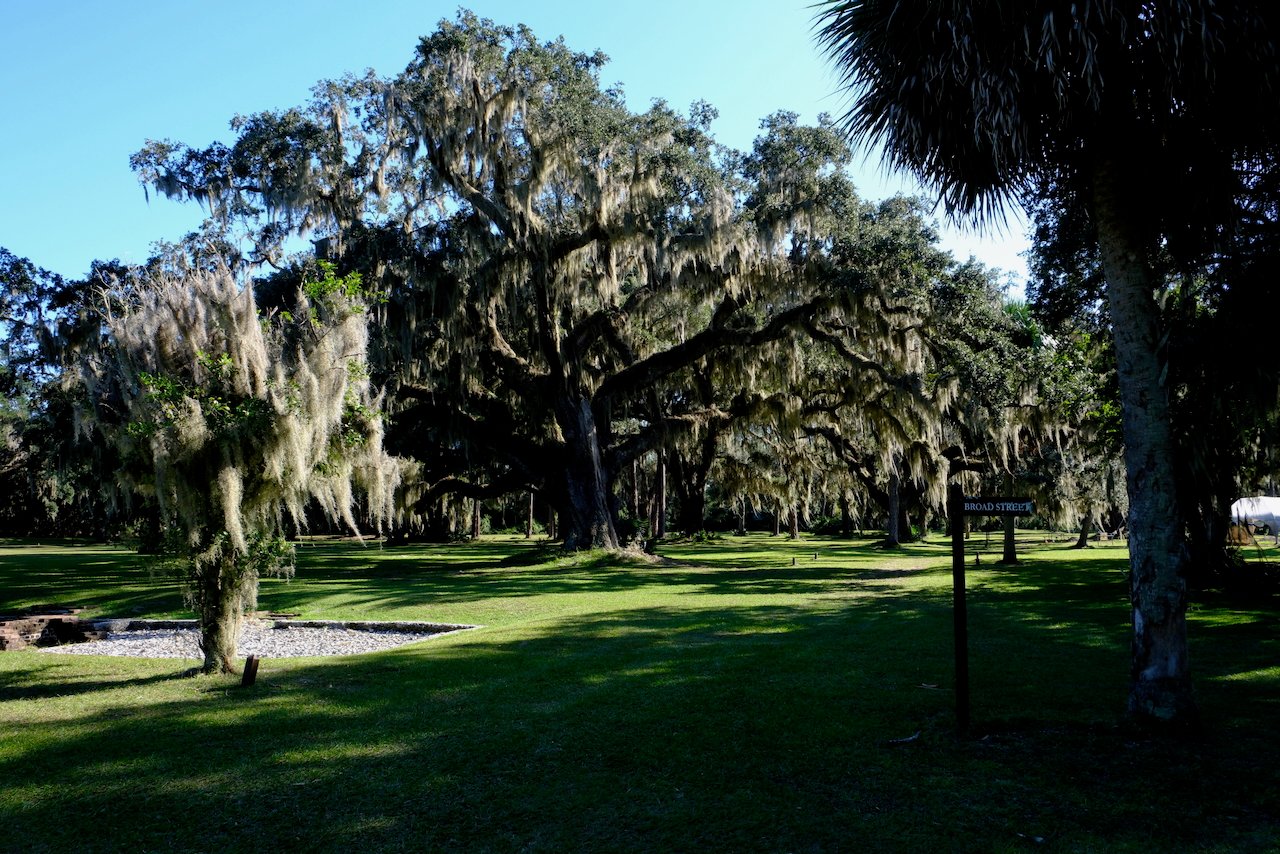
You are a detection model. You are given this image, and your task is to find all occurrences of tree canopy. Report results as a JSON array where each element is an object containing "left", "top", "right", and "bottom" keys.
[{"left": 131, "top": 12, "right": 974, "bottom": 550}]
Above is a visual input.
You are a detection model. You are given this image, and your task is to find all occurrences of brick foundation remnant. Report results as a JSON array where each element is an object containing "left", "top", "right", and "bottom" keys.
[{"left": 0, "top": 606, "right": 109, "bottom": 651}]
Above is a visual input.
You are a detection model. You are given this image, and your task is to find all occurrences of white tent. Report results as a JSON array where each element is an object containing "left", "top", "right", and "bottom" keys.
[{"left": 1230, "top": 496, "right": 1280, "bottom": 530}]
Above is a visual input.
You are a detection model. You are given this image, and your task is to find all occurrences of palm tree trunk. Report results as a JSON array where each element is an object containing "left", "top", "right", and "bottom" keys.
[{"left": 1094, "top": 156, "right": 1195, "bottom": 724}]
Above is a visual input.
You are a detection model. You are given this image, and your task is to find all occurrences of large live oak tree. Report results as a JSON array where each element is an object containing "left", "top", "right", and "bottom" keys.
[{"left": 134, "top": 13, "right": 941, "bottom": 550}]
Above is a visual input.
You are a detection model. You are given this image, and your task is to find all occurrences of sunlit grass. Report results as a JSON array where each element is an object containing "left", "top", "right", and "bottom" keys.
[{"left": 1, "top": 533, "right": 1277, "bottom": 851}]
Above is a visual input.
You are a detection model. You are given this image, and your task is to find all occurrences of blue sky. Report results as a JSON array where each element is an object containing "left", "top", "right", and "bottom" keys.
[{"left": 2, "top": 0, "right": 1029, "bottom": 287}]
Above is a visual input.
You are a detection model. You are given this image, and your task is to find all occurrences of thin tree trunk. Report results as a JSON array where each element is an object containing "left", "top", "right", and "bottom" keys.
[
  {"left": 1094, "top": 156, "right": 1194, "bottom": 724},
  {"left": 885, "top": 471, "right": 901, "bottom": 547},
  {"left": 1000, "top": 476, "right": 1019, "bottom": 564},
  {"left": 789, "top": 505, "right": 800, "bottom": 539},
  {"left": 840, "top": 495, "right": 853, "bottom": 539},
  {"left": 737, "top": 501, "right": 746, "bottom": 536},
  {"left": 651, "top": 451, "right": 668, "bottom": 540}
]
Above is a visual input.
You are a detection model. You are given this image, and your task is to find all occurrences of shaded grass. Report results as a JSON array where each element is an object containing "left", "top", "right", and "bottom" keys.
[{"left": 1, "top": 534, "right": 1278, "bottom": 852}]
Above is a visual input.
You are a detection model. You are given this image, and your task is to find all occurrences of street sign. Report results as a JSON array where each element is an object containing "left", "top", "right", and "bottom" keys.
[
  {"left": 949, "top": 490, "right": 1036, "bottom": 734},
  {"left": 962, "top": 497, "right": 1035, "bottom": 516}
]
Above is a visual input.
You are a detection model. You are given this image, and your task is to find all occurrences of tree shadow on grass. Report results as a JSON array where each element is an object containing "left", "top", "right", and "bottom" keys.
[
  {"left": 2, "top": 536, "right": 1278, "bottom": 850},
  {"left": 3, "top": 567, "right": 1278, "bottom": 852},
  {"left": 0, "top": 658, "right": 191, "bottom": 702},
  {"left": 0, "top": 597, "right": 952, "bottom": 851}
]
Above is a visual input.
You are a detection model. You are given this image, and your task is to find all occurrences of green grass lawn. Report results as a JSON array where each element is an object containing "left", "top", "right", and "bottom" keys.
[{"left": 1, "top": 533, "right": 1278, "bottom": 852}]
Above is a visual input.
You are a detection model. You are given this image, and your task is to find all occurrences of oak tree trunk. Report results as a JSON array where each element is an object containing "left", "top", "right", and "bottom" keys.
[
  {"left": 671, "top": 420, "right": 719, "bottom": 535},
  {"left": 557, "top": 397, "right": 619, "bottom": 550},
  {"left": 673, "top": 455, "right": 709, "bottom": 535},
  {"left": 1073, "top": 514, "right": 1094, "bottom": 550},
  {"left": 197, "top": 553, "right": 247, "bottom": 675},
  {"left": 1000, "top": 514, "right": 1018, "bottom": 564}
]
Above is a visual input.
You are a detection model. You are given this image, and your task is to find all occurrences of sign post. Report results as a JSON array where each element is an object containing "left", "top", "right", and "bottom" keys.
[
  {"left": 950, "top": 487, "right": 1035, "bottom": 735},
  {"left": 948, "top": 485, "right": 969, "bottom": 733}
]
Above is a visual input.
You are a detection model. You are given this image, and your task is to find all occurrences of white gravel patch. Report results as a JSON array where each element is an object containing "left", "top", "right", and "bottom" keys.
[{"left": 37, "top": 621, "right": 470, "bottom": 660}]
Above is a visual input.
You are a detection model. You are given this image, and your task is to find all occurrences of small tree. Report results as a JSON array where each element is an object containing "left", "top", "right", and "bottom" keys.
[{"left": 74, "top": 261, "right": 398, "bottom": 673}]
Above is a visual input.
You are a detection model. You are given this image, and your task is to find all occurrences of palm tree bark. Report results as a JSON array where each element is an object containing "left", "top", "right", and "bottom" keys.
[{"left": 1093, "top": 156, "right": 1195, "bottom": 723}]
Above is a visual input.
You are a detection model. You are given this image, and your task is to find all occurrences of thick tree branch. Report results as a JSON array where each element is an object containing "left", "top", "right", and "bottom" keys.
[
  {"left": 411, "top": 468, "right": 536, "bottom": 514},
  {"left": 803, "top": 318, "right": 914, "bottom": 390},
  {"left": 475, "top": 297, "right": 546, "bottom": 388},
  {"left": 598, "top": 295, "right": 828, "bottom": 404},
  {"left": 802, "top": 424, "right": 889, "bottom": 507},
  {"left": 393, "top": 388, "right": 556, "bottom": 476}
]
